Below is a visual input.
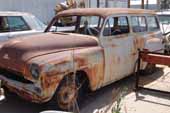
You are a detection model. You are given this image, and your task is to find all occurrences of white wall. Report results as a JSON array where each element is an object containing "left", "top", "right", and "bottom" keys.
[{"left": 0, "top": 0, "right": 64, "bottom": 24}]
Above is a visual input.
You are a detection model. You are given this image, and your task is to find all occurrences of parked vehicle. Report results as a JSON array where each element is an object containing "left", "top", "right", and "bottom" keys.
[
  {"left": 0, "top": 11, "right": 46, "bottom": 42},
  {"left": 157, "top": 10, "right": 170, "bottom": 34},
  {"left": 0, "top": 8, "right": 164, "bottom": 110},
  {"left": 157, "top": 10, "right": 170, "bottom": 54}
]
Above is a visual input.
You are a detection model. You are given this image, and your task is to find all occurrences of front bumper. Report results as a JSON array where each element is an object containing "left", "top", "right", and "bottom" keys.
[{"left": 0, "top": 75, "right": 50, "bottom": 103}]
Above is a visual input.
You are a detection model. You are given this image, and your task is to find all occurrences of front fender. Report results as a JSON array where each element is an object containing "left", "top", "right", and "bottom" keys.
[
  {"left": 74, "top": 47, "right": 104, "bottom": 90},
  {"left": 27, "top": 51, "right": 74, "bottom": 101},
  {"left": 27, "top": 47, "right": 104, "bottom": 101}
]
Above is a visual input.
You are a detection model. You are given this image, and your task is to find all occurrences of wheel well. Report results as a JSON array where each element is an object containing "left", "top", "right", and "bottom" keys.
[
  {"left": 58, "top": 70, "right": 90, "bottom": 92},
  {"left": 50, "top": 70, "right": 90, "bottom": 103},
  {"left": 76, "top": 70, "right": 90, "bottom": 91}
]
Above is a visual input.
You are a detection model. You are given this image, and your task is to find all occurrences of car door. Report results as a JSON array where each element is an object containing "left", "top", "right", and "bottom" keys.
[
  {"left": 0, "top": 16, "right": 10, "bottom": 42},
  {"left": 100, "top": 15, "right": 135, "bottom": 86},
  {"left": 7, "top": 16, "right": 36, "bottom": 39}
]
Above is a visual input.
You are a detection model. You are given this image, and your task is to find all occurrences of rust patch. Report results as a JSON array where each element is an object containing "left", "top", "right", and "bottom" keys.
[{"left": 74, "top": 47, "right": 104, "bottom": 90}]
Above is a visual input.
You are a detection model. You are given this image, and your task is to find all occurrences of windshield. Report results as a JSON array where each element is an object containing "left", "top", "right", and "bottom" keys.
[
  {"left": 48, "top": 15, "right": 104, "bottom": 36},
  {"left": 158, "top": 15, "right": 170, "bottom": 24},
  {"left": 158, "top": 15, "right": 170, "bottom": 33},
  {"left": 25, "top": 15, "right": 46, "bottom": 30}
]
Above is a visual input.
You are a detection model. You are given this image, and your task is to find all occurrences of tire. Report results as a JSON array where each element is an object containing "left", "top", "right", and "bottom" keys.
[
  {"left": 75, "top": 72, "right": 89, "bottom": 104},
  {"left": 56, "top": 75, "right": 78, "bottom": 110},
  {"left": 48, "top": 73, "right": 89, "bottom": 111}
]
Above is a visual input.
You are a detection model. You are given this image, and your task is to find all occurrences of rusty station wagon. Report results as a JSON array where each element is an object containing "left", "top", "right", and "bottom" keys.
[{"left": 0, "top": 8, "right": 164, "bottom": 110}]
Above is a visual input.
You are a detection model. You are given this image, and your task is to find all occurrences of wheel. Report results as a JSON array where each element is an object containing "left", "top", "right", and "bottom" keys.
[
  {"left": 75, "top": 72, "right": 89, "bottom": 103},
  {"left": 56, "top": 75, "right": 78, "bottom": 110},
  {"left": 49, "top": 73, "right": 89, "bottom": 111}
]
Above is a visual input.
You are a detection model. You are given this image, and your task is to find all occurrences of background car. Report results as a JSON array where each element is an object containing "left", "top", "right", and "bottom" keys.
[
  {"left": 157, "top": 10, "right": 170, "bottom": 54},
  {"left": 157, "top": 10, "right": 170, "bottom": 34},
  {"left": 0, "top": 11, "right": 46, "bottom": 42}
]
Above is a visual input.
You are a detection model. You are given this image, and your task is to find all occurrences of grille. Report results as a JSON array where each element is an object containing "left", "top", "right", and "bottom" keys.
[{"left": 0, "top": 68, "right": 33, "bottom": 84}]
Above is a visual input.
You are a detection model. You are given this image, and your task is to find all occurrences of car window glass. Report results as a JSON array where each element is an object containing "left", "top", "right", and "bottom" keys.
[
  {"left": 118, "top": 17, "right": 128, "bottom": 26},
  {"left": 56, "top": 16, "right": 77, "bottom": 32},
  {"left": 103, "top": 18, "right": 113, "bottom": 36},
  {"left": 158, "top": 15, "right": 170, "bottom": 24},
  {"left": 103, "top": 16, "right": 129, "bottom": 36},
  {"left": 7, "top": 16, "right": 30, "bottom": 32},
  {"left": 81, "top": 16, "right": 101, "bottom": 27},
  {"left": 147, "top": 16, "right": 159, "bottom": 31},
  {"left": 25, "top": 15, "right": 46, "bottom": 30},
  {"left": 79, "top": 16, "right": 103, "bottom": 36},
  {"left": 131, "top": 16, "right": 147, "bottom": 32},
  {"left": 0, "top": 16, "right": 9, "bottom": 33},
  {"left": 54, "top": 15, "right": 103, "bottom": 36}
]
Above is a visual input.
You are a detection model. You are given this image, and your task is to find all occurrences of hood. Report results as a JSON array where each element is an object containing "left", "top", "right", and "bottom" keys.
[{"left": 0, "top": 32, "right": 98, "bottom": 72}]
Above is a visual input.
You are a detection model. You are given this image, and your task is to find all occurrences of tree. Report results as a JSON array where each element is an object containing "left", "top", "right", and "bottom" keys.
[{"left": 160, "top": 0, "right": 170, "bottom": 9}]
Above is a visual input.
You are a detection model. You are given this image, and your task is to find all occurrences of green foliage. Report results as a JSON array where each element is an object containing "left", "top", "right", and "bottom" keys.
[{"left": 112, "top": 87, "right": 128, "bottom": 113}]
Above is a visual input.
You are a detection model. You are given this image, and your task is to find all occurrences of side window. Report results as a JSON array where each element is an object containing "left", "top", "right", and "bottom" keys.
[
  {"left": 0, "top": 16, "right": 9, "bottom": 33},
  {"left": 103, "top": 16, "right": 129, "bottom": 36},
  {"left": 147, "top": 16, "right": 159, "bottom": 31},
  {"left": 131, "top": 16, "right": 147, "bottom": 32},
  {"left": 103, "top": 18, "right": 114, "bottom": 36},
  {"left": 7, "top": 16, "right": 31, "bottom": 32}
]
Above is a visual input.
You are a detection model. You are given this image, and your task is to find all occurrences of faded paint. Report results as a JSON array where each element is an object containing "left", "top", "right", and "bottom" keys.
[
  {"left": 0, "top": 8, "right": 164, "bottom": 109},
  {"left": 57, "top": 8, "right": 156, "bottom": 18}
]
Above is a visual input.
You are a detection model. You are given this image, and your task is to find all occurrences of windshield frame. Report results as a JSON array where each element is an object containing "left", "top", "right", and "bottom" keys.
[{"left": 45, "top": 15, "right": 104, "bottom": 37}]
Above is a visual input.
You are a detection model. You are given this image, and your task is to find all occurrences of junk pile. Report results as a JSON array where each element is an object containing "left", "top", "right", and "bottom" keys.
[
  {"left": 55, "top": 0, "right": 85, "bottom": 26},
  {"left": 55, "top": 0, "right": 85, "bottom": 14}
]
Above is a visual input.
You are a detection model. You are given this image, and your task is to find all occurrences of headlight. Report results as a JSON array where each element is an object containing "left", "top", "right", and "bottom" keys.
[{"left": 30, "top": 63, "right": 40, "bottom": 80}]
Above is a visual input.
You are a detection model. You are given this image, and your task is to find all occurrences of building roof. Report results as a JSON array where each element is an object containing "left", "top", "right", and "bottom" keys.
[{"left": 57, "top": 8, "right": 156, "bottom": 18}]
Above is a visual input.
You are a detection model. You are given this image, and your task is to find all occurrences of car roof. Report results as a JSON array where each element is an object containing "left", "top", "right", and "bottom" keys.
[
  {"left": 0, "top": 11, "right": 32, "bottom": 16},
  {"left": 57, "top": 8, "right": 156, "bottom": 18}
]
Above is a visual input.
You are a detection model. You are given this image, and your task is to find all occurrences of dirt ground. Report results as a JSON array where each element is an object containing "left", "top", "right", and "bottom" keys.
[
  {"left": 1, "top": 65, "right": 170, "bottom": 113},
  {"left": 94, "top": 65, "right": 170, "bottom": 113}
]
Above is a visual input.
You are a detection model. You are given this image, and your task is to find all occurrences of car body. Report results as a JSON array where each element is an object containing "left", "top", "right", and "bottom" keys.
[
  {"left": 0, "top": 11, "right": 46, "bottom": 42},
  {"left": 0, "top": 8, "right": 164, "bottom": 109}
]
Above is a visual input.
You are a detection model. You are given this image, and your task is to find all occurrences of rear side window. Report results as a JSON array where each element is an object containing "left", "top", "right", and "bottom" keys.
[
  {"left": 103, "top": 16, "right": 129, "bottom": 36},
  {"left": 7, "top": 16, "right": 31, "bottom": 32},
  {"left": 131, "top": 16, "right": 147, "bottom": 32},
  {"left": 147, "top": 16, "right": 159, "bottom": 31}
]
